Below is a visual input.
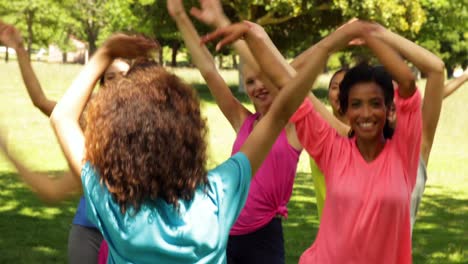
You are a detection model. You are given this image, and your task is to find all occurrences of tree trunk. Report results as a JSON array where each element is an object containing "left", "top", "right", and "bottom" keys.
[
  {"left": 62, "top": 52, "right": 68, "bottom": 63},
  {"left": 5, "top": 47, "right": 9, "bottom": 62},
  {"left": 237, "top": 57, "right": 245, "bottom": 93},
  {"left": 218, "top": 55, "right": 223, "bottom": 69},
  {"left": 87, "top": 28, "right": 98, "bottom": 57},
  {"left": 232, "top": 54, "right": 238, "bottom": 69},
  {"left": 26, "top": 10, "right": 35, "bottom": 60},
  {"left": 158, "top": 46, "right": 163, "bottom": 66},
  {"left": 171, "top": 42, "right": 180, "bottom": 67},
  {"left": 86, "top": 21, "right": 99, "bottom": 56},
  {"left": 447, "top": 65, "right": 454, "bottom": 78}
]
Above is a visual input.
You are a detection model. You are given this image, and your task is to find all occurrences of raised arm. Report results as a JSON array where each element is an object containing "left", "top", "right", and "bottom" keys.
[
  {"left": 444, "top": 70, "right": 468, "bottom": 98},
  {"left": 190, "top": 0, "right": 285, "bottom": 108},
  {"left": 190, "top": 0, "right": 261, "bottom": 75},
  {"left": 203, "top": 23, "right": 352, "bottom": 173},
  {"left": 361, "top": 29, "right": 416, "bottom": 98},
  {"left": 50, "top": 35, "right": 157, "bottom": 177},
  {"left": 168, "top": 0, "right": 250, "bottom": 132},
  {"left": 204, "top": 21, "right": 351, "bottom": 136},
  {"left": 370, "top": 24, "right": 445, "bottom": 164},
  {"left": 0, "top": 129, "right": 80, "bottom": 202},
  {"left": 0, "top": 21, "right": 56, "bottom": 116}
]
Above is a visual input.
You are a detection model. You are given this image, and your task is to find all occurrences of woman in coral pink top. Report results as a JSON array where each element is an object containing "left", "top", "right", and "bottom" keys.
[
  {"left": 293, "top": 64, "right": 421, "bottom": 263},
  {"left": 208, "top": 19, "right": 422, "bottom": 263}
]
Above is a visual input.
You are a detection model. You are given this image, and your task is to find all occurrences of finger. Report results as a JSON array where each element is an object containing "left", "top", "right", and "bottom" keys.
[
  {"left": 243, "top": 20, "right": 255, "bottom": 27},
  {"left": 189, "top": 7, "right": 203, "bottom": 20},
  {"left": 347, "top": 18, "right": 359, "bottom": 24},
  {"left": 200, "top": 29, "right": 225, "bottom": 45},
  {"left": 215, "top": 33, "right": 242, "bottom": 51}
]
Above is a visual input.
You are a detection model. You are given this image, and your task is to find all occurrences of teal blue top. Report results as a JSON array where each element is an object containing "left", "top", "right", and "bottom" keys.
[{"left": 82, "top": 152, "right": 251, "bottom": 264}]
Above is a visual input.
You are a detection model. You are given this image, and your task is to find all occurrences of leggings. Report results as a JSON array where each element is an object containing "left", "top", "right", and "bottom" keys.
[
  {"left": 227, "top": 217, "right": 285, "bottom": 264},
  {"left": 68, "top": 224, "right": 103, "bottom": 264},
  {"left": 410, "top": 159, "right": 427, "bottom": 233}
]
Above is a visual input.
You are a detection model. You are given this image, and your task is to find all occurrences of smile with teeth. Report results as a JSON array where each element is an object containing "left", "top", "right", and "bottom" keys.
[
  {"left": 358, "top": 121, "right": 375, "bottom": 129},
  {"left": 255, "top": 90, "right": 269, "bottom": 100}
]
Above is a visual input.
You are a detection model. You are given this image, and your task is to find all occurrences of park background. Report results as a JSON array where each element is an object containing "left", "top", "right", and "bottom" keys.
[{"left": 0, "top": 0, "right": 467, "bottom": 263}]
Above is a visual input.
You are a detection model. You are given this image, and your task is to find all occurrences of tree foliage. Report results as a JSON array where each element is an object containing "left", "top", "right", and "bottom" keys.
[
  {"left": 0, "top": 0, "right": 63, "bottom": 55},
  {"left": 415, "top": 0, "right": 467, "bottom": 75},
  {"left": 0, "top": 0, "right": 465, "bottom": 72}
]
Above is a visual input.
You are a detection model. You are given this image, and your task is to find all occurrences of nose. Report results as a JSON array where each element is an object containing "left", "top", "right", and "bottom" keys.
[
  {"left": 254, "top": 80, "right": 265, "bottom": 91},
  {"left": 362, "top": 105, "right": 372, "bottom": 118}
]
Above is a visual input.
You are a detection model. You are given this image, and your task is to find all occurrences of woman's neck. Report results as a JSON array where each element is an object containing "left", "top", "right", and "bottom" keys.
[
  {"left": 256, "top": 105, "right": 269, "bottom": 119},
  {"left": 355, "top": 136, "right": 386, "bottom": 162},
  {"left": 334, "top": 111, "right": 349, "bottom": 125}
]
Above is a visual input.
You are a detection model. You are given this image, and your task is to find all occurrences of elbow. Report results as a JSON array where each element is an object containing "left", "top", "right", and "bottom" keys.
[
  {"left": 429, "top": 59, "right": 446, "bottom": 76},
  {"left": 400, "top": 72, "right": 417, "bottom": 91},
  {"left": 39, "top": 191, "right": 75, "bottom": 204},
  {"left": 49, "top": 108, "right": 64, "bottom": 130},
  {"left": 32, "top": 99, "right": 53, "bottom": 117},
  {"left": 39, "top": 193, "right": 62, "bottom": 204}
]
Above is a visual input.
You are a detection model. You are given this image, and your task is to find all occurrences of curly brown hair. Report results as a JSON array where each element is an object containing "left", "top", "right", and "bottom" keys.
[{"left": 85, "top": 65, "right": 208, "bottom": 213}]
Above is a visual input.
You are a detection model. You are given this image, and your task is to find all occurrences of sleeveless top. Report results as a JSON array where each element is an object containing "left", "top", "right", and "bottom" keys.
[{"left": 230, "top": 113, "right": 301, "bottom": 235}]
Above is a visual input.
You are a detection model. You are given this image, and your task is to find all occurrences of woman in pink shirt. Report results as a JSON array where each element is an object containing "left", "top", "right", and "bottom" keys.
[
  {"left": 184, "top": 1, "right": 302, "bottom": 263},
  {"left": 205, "top": 19, "right": 422, "bottom": 263}
]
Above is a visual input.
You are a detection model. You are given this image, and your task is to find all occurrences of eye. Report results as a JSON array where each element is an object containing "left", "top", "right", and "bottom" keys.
[
  {"left": 245, "top": 78, "right": 255, "bottom": 85},
  {"left": 370, "top": 99, "right": 383, "bottom": 108},
  {"left": 105, "top": 73, "right": 116, "bottom": 81},
  {"left": 350, "top": 101, "right": 361, "bottom": 108}
]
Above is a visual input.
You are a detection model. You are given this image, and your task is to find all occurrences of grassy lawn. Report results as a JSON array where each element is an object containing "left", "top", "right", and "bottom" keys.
[{"left": 0, "top": 61, "right": 466, "bottom": 263}]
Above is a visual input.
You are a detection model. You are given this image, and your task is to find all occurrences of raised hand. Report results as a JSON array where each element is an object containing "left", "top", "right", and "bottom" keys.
[
  {"left": 190, "top": 0, "right": 226, "bottom": 27},
  {"left": 201, "top": 22, "right": 251, "bottom": 51},
  {"left": 0, "top": 21, "right": 23, "bottom": 50},
  {"left": 167, "top": 0, "right": 186, "bottom": 18},
  {"left": 102, "top": 34, "right": 159, "bottom": 59}
]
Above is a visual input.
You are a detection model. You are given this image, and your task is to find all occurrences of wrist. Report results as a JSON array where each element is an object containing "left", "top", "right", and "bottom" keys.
[
  {"left": 94, "top": 46, "right": 115, "bottom": 62},
  {"left": 12, "top": 41, "right": 24, "bottom": 51},
  {"left": 171, "top": 9, "right": 188, "bottom": 20},
  {"left": 215, "top": 16, "right": 231, "bottom": 28},
  {"left": 15, "top": 45, "right": 28, "bottom": 55}
]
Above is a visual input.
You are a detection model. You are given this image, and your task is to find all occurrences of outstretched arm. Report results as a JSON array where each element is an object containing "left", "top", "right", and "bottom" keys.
[
  {"left": 50, "top": 34, "right": 157, "bottom": 177},
  {"left": 190, "top": 0, "right": 260, "bottom": 74},
  {"left": 190, "top": 0, "right": 284, "bottom": 109},
  {"left": 371, "top": 24, "right": 445, "bottom": 164},
  {"left": 0, "top": 130, "right": 80, "bottom": 202},
  {"left": 0, "top": 21, "right": 56, "bottom": 116},
  {"left": 203, "top": 21, "right": 352, "bottom": 136},
  {"left": 203, "top": 23, "right": 351, "bottom": 173},
  {"left": 168, "top": 0, "right": 250, "bottom": 132},
  {"left": 444, "top": 70, "right": 468, "bottom": 98}
]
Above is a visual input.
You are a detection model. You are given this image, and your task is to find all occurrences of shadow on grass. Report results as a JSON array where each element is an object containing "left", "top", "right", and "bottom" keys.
[
  {"left": 0, "top": 171, "right": 79, "bottom": 263},
  {"left": 412, "top": 185, "right": 468, "bottom": 263},
  {"left": 283, "top": 174, "right": 467, "bottom": 264},
  {"left": 283, "top": 172, "right": 319, "bottom": 263}
]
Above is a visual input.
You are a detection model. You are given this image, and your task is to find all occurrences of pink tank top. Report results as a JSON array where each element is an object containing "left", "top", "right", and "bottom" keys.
[{"left": 230, "top": 113, "right": 301, "bottom": 235}]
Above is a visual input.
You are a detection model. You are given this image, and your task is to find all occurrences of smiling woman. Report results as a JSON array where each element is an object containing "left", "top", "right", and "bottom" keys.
[{"left": 339, "top": 64, "right": 395, "bottom": 145}]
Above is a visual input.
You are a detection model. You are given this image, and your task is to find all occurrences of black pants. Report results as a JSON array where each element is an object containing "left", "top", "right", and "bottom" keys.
[
  {"left": 68, "top": 224, "right": 103, "bottom": 264},
  {"left": 227, "top": 218, "right": 285, "bottom": 264}
]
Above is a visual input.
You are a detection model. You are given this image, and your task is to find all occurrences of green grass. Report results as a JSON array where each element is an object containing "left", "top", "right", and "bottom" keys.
[{"left": 0, "top": 61, "right": 467, "bottom": 263}]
